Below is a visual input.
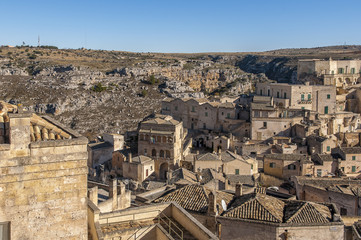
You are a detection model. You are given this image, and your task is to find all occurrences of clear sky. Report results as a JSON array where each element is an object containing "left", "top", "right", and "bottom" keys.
[{"left": 1, "top": 0, "right": 360, "bottom": 53}]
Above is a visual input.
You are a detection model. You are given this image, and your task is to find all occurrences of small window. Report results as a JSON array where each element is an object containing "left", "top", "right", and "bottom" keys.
[
  {"left": 301, "top": 107, "right": 305, "bottom": 110},
  {"left": 317, "top": 169, "right": 322, "bottom": 177},
  {"left": 340, "top": 208, "right": 347, "bottom": 215},
  {"left": 352, "top": 156, "right": 356, "bottom": 161},
  {"left": 341, "top": 167, "right": 345, "bottom": 172},
  {"left": 277, "top": 92, "right": 280, "bottom": 98},
  {"left": 221, "top": 112, "right": 224, "bottom": 116},
  {"left": 251, "top": 165, "right": 253, "bottom": 170},
  {"left": 260, "top": 90, "right": 263, "bottom": 95},
  {"left": 324, "top": 106, "right": 328, "bottom": 114},
  {"left": 308, "top": 94, "right": 311, "bottom": 100},
  {"left": 352, "top": 166, "right": 356, "bottom": 172},
  {"left": 267, "top": 89, "right": 270, "bottom": 96},
  {"left": 288, "top": 164, "right": 296, "bottom": 170},
  {"left": 327, "top": 94, "right": 330, "bottom": 99},
  {"left": 205, "top": 112, "right": 208, "bottom": 117},
  {"left": 327, "top": 146, "right": 330, "bottom": 152},
  {"left": 269, "top": 162, "right": 275, "bottom": 168},
  {"left": 235, "top": 169, "right": 239, "bottom": 175},
  {"left": 263, "top": 122, "right": 267, "bottom": 128},
  {"left": 150, "top": 166, "right": 153, "bottom": 171},
  {"left": 175, "top": 106, "right": 178, "bottom": 111},
  {"left": 338, "top": 68, "right": 344, "bottom": 74},
  {"left": 203, "top": 123, "right": 206, "bottom": 129},
  {"left": 191, "top": 106, "right": 195, "bottom": 112},
  {"left": 351, "top": 68, "right": 356, "bottom": 74},
  {"left": 227, "top": 113, "right": 231, "bottom": 119},
  {"left": 0, "top": 222, "right": 10, "bottom": 240},
  {"left": 301, "top": 94, "right": 304, "bottom": 101},
  {"left": 284, "top": 92, "right": 287, "bottom": 99}
]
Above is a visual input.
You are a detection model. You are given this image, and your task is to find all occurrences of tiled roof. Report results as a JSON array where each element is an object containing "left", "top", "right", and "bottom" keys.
[
  {"left": 88, "top": 141, "right": 113, "bottom": 150},
  {"left": 169, "top": 168, "right": 197, "bottom": 185},
  {"left": 226, "top": 175, "right": 255, "bottom": 187},
  {"left": 196, "top": 152, "right": 220, "bottom": 162},
  {"left": 200, "top": 168, "right": 225, "bottom": 185},
  {"left": 222, "top": 193, "right": 285, "bottom": 223},
  {"left": 340, "top": 147, "right": 361, "bottom": 154},
  {"left": 132, "top": 155, "right": 153, "bottom": 164},
  {"left": 264, "top": 154, "right": 308, "bottom": 161},
  {"left": 142, "top": 114, "right": 180, "bottom": 126},
  {"left": 284, "top": 201, "right": 331, "bottom": 224},
  {"left": 222, "top": 192, "right": 335, "bottom": 224},
  {"left": 153, "top": 184, "right": 233, "bottom": 214}
]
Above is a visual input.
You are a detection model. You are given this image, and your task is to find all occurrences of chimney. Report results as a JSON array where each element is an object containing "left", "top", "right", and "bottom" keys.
[
  {"left": 109, "top": 179, "right": 118, "bottom": 210},
  {"left": 196, "top": 150, "right": 200, "bottom": 155},
  {"left": 128, "top": 153, "right": 132, "bottom": 163},
  {"left": 208, "top": 191, "right": 217, "bottom": 216},
  {"left": 225, "top": 176, "right": 229, "bottom": 190},
  {"left": 88, "top": 186, "right": 98, "bottom": 206},
  {"left": 333, "top": 214, "right": 341, "bottom": 222},
  {"left": 235, "top": 183, "right": 243, "bottom": 197}
]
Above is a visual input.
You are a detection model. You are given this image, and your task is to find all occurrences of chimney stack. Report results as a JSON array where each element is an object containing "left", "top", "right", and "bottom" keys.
[
  {"left": 128, "top": 153, "right": 132, "bottom": 163},
  {"left": 225, "top": 176, "right": 229, "bottom": 190},
  {"left": 235, "top": 183, "right": 243, "bottom": 197},
  {"left": 109, "top": 179, "right": 118, "bottom": 210},
  {"left": 208, "top": 191, "right": 217, "bottom": 216},
  {"left": 88, "top": 186, "right": 98, "bottom": 206}
]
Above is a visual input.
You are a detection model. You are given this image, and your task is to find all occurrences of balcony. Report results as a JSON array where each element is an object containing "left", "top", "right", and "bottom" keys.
[{"left": 298, "top": 100, "right": 312, "bottom": 104}]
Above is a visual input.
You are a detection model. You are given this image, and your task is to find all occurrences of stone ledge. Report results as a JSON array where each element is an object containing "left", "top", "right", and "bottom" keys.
[
  {"left": 8, "top": 113, "right": 32, "bottom": 118},
  {"left": 0, "top": 144, "right": 10, "bottom": 151},
  {"left": 30, "top": 137, "right": 88, "bottom": 148}
]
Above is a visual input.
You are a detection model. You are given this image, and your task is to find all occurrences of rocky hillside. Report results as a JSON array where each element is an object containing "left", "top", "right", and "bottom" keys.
[{"left": 1, "top": 45, "right": 360, "bottom": 137}]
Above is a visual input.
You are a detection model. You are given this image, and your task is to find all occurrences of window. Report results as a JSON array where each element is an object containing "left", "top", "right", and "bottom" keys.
[
  {"left": 331, "top": 70, "right": 334, "bottom": 74},
  {"left": 284, "top": 92, "right": 287, "bottom": 99},
  {"left": 175, "top": 106, "right": 178, "bottom": 111},
  {"left": 227, "top": 113, "right": 231, "bottom": 119},
  {"left": 301, "top": 107, "right": 305, "bottom": 110},
  {"left": 324, "top": 106, "right": 328, "bottom": 114},
  {"left": 146, "top": 169, "right": 149, "bottom": 177},
  {"left": 340, "top": 208, "right": 347, "bottom": 215},
  {"left": 338, "top": 68, "right": 344, "bottom": 74},
  {"left": 0, "top": 222, "right": 10, "bottom": 240},
  {"left": 352, "top": 156, "right": 356, "bottom": 161},
  {"left": 267, "top": 89, "right": 270, "bottom": 96},
  {"left": 327, "top": 146, "right": 330, "bottom": 152},
  {"left": 263, "top": 122, "right": 267, "bottom": 128},
  {"left": 269, "top": 162, "right": 276, "bottom": 168},
  {"left": 352, "top": 166, "right": 356, "bottom": 172},
  {"left": 327, "top": 94, "right": 330, "bottom": 99},
  {"left": 235, "top": 169, "right": 239, "bottom": 175},
  {"left": 203, "top": 123, "right": 206, "bottom": 129},
  {"left": 221, "top": 112, "right": 224, "bottom": 116},
  {"left": 191, "top": 106, "right": 195, "bottom": 112},
  {"left": 150, "top": 166, "right": 153, "bottom": 171},
  {"left": 144, "top": 149, "right": 147, "bottom": 156},
  {"left": 351, "top": 68, "right": 356, "bottom": 74},
  {"left": 308, "top": 94, "right": 311, "bottom": 100},
  {"left": 205, "top": 112, "right": 208, "bottom": 117},
  {"left": 277, "top": 92, "right": 280, "bottom": 98},
  {"left": 260, "top": 89, "right": 263, "bottom": 95},
  {"left": 317, "top": 169, "right": 322, "bottom": 177},
  {"left": 288, "top": 164, "right": 296, "bottom": 170},
  {"left": 251, "top": 165, "right": 253, "bottom": 170},
  {"left": 152, "top": 149, "right": 156, "bottom": 157},
  {"left": 341, "top": 167, "right": 344, "bottom": 172},
  {"left": 301, "top": 94, "right": 304, "bottom": 101}
]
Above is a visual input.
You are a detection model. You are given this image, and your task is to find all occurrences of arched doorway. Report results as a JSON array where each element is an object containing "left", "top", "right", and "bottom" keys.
[
  {"left": 345, "top": 78, "right": 351, "bottom": 85},
  {"left": 159, "top": 162, "right": 168, "bottom": 180}
]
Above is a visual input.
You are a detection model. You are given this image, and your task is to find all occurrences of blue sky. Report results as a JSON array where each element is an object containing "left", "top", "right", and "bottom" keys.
[{"left": 1, "top": 0, "right": 360, "bottom": 52}]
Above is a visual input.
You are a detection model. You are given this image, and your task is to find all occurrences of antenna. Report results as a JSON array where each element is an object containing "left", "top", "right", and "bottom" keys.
[{"left": 38, "top": 35, "right": 40, "bottom": 47}]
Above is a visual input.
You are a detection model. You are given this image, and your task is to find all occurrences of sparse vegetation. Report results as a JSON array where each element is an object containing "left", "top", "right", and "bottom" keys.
[
  {"left": 91, "top": 82, "right": 107, "bottom": 92},
  {"left": 140, "top": 89, "right": 148, "bottom": 97},
  {"left": 182, "top": 63, "right": 195, "bottom": 70}
]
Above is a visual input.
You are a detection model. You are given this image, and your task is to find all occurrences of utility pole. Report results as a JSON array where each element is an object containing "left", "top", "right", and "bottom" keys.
[{"left": 38, "top": 35, "right": 40, "bottom": 47}]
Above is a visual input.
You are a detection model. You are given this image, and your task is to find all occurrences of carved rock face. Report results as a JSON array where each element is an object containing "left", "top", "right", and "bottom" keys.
[{"left": 0, "top": 102, "right": 7, "bottom": 116}]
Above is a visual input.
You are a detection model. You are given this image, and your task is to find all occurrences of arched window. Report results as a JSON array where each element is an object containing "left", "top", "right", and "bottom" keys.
[
  {"left": 152, "top": 149, "right": 157, "bottom": 157},
  {"left": 160, "top": 150, "right": 165, "bottom": 158},
  {"left": 157, "top": 136, "right": 161, "bottom": 142},
  {"left": 166, "top": 150, "right": 170, "bottom": 158},
  {"left": 140, "top": 134, "right": 144, "bottom": 141},
  {"left": 145, "top": 135, "right": 149, "bottom": 141}
]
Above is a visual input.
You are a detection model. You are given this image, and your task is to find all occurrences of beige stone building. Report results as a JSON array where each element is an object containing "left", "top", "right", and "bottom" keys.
[
  {"left": 0, "top": 102, "right": 88, "bottom": 239},
  {"left": 218, "top": 189, "right": 344, "bottom": 240},
  {"left": 138, "top": 114, "right": 189, "bottom": 179},
  {"left": 263, "top": 154, "right": 313, "bottom": 180},
  {"left": 161, "top": 97, "right": 248, "bottom": 136},
  {"left": 298, "top": 58, "right": 361, "bottom": 87},
  {"left": 293, "top": 176, "right": 361, "bottom": 216},
  {"left": 333, "top": 147, "right": 361, "bottom": 176},
  {"left": 122, "top": 154, "right": 155, "bottom": 182},
  {"left": 256, "top": 82, "right": 337, "bottom": 114}
]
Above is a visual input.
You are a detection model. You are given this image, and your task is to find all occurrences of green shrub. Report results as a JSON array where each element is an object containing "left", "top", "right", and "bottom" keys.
[
  {"left": 91, "top": 82, "right": 107, "bottom": 92},
  {"left": 183, "top": 63, "right": 194, "bottom": 70},
  {"left": 141, "top": 89, "right": 148, "bottom": 97},
  {"left": 28, "top": 54, "right": 37, "bottom": 59}
]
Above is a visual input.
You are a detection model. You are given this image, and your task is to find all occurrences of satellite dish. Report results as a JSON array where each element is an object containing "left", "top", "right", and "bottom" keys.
[{"left": 221, "top": 199, "right": 227, "bottom": 211}]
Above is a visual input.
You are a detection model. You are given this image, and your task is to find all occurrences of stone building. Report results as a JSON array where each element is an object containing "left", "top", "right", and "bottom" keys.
[
  {"left": 0, "top": 102, "right": 88, "bottom": 239},
  {"left": 122, "top": 154, "right": 155, "bottom": 182},
  {"left": 263, "top": 154, "right": 313, "bottom": 180},
  {"left": 161, "top": 97, "right": 248, "bottom": 136},
  {"left": 292, "top": 176, "right": 361, "bottom": 216},
  {"left": 332, "top": 147, "right": 361, "bottom": 175},
  {"left": 138, "top": 114, "right": 190, "bottom": 179},
  {"left": 250, "top": 96, "right": 305, "bottom": 141},
  {"left": 256, "top": 82, "right": 337, "bottom": 114},
  {"left": 298, "top": 58, "right": 361, "bottom": 87},
  {"left": 217, "top": 189, "right": 344, "bottom": 240}
]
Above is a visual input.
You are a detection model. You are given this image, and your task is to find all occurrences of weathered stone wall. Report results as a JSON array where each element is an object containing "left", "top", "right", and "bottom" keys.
[{"left": 0, "top": 113, "right": 88, "bottom": 239}]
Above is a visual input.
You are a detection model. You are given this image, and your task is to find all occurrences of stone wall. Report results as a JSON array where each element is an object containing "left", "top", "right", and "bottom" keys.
[{"left": 0, "top": 113, "right": 88, "bottom": 239}]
